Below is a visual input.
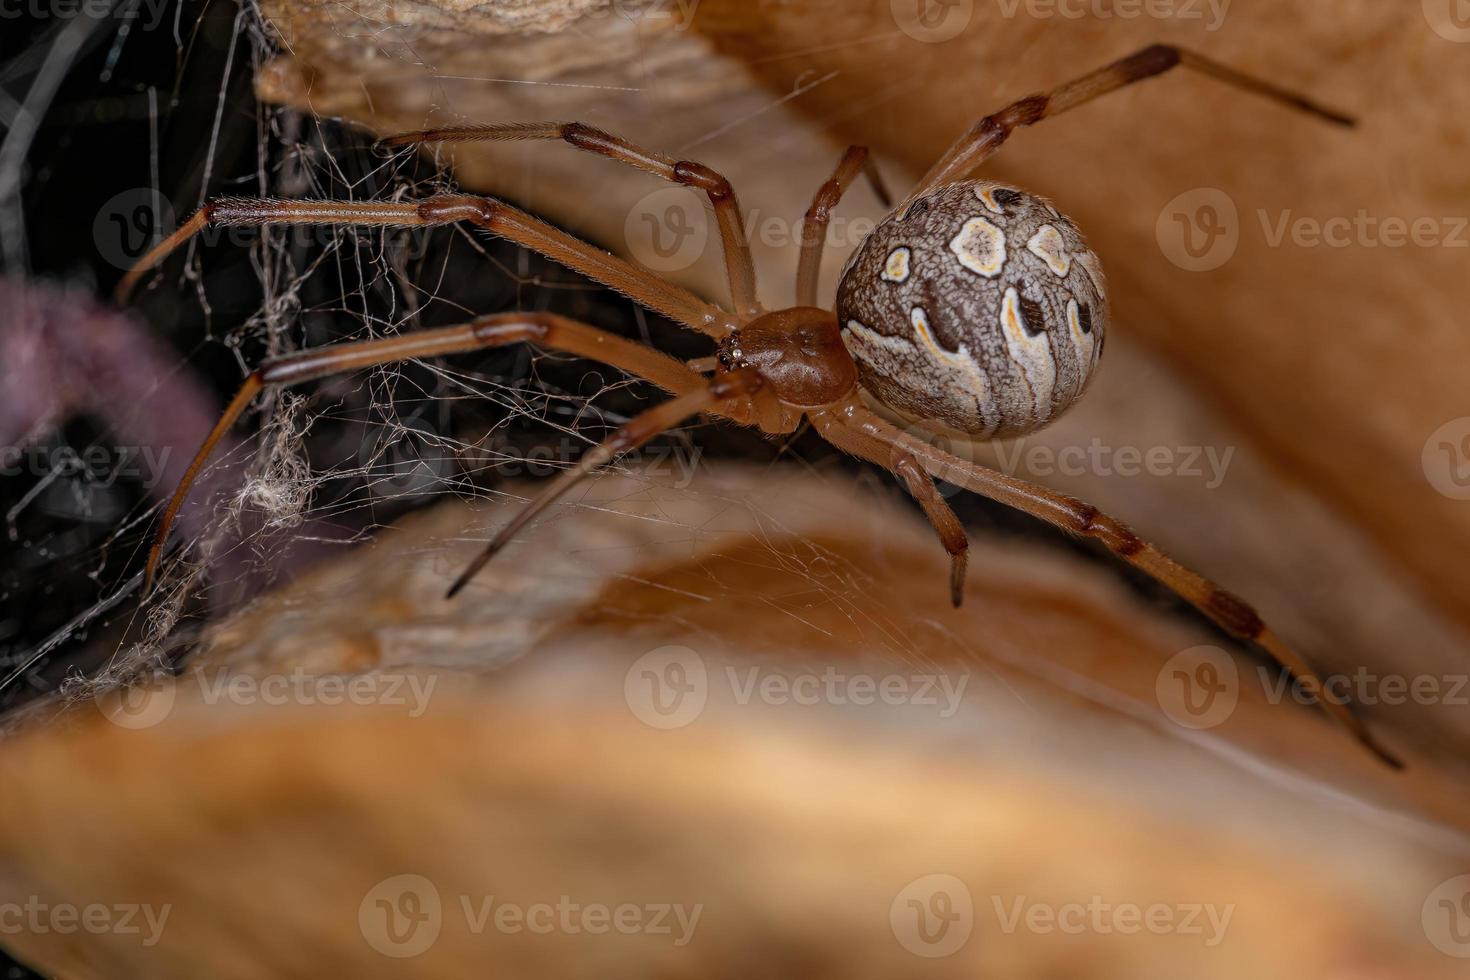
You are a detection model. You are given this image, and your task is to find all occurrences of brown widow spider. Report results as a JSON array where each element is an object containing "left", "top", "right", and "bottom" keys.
[{"left": 117, "top": 44, "right": 1398, "bottom": 768}]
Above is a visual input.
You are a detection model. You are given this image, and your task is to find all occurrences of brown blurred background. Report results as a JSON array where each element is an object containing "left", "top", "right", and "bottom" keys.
[{"left": 3, "top": 1, "right": 1470, "bottom": 976}]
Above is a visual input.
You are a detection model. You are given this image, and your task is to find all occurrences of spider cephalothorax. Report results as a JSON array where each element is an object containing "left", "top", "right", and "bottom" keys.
[
  {"left": 115, "top": 45, "right": 1398, "bottom": 766},
  {"left": 838, "top": 180, "right": 1107, "bottom": 437},
  {"left": 715, "top": 307, "right": 856, "bottom": 410}
]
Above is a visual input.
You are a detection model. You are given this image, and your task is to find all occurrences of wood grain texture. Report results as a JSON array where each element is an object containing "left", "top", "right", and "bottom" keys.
[{"left": 2, "top": 469, "right": 1467, "bottom": 977}]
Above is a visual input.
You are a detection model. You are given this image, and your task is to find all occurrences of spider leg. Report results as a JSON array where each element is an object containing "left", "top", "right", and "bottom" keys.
[
  {"left": 446, "top": 368, "right": 764, "bottom": 598},
  {"left": 862, "top": 154, "right": 893, "bottom": 211},
  {"left": 145, "top": 313, "right": 711, "bottom": 590},
  {"left": 895, "top": 457, "right": 970, "bottom": 609},
  {"left": 812, "top": 414, "right": 969, "bottom": 607},
  {"left": 815, "top": 402, "right": 1402, "bottom": 769},
  {"left": 379, "top": 122, "right": 761, "bottom": 318},
  {"left": 796, "top": 145, "right": 872, "bottom": 309},
  {"left": 913, "top": 43, "right": 1354, "bottom": 198},
  {"left": 115, "top": 195, "right": 735, "bottom": 339}
]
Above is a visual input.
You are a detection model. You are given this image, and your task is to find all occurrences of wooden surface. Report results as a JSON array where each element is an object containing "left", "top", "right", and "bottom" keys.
[{"left": 2, "top": 469, "right": 1468, "bottom": 977}]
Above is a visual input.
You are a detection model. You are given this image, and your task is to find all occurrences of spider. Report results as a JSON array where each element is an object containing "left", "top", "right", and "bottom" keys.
[{"left": 117, "top": 44, "right": 1398, "bottom": 768}]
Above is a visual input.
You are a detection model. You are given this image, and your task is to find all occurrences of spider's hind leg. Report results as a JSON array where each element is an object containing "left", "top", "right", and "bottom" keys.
[
  {"left": 815, "top": 402, "right": 1403, "bottom": 770},
  {"left": 810, "top": 412, "right": 970, "bottom": 608}
]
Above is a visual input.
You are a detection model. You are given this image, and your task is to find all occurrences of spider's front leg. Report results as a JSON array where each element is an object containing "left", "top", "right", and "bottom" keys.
[
  {"left": 913, "top": 43, "right": 1354, "bottom": 197},
  {"left": 115, "top": 195, "right": 735, "bottom": 340},
  {"left": 819, "top": 403, "right": 1402, "bottom": 770},
  {"left": 379, "top": 121, "right": 761, "bottom": 318}
]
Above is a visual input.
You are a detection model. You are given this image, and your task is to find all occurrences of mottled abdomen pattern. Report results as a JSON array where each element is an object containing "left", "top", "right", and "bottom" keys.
[{"left": 836, "top": 180, "right": 1107, "bottom": 437}]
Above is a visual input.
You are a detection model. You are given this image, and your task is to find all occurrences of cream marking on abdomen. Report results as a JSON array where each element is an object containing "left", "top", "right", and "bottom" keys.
[
  {"left": 1075, "top": 249, "right": 1105, "bottom": 292},
  {"left": 844, "top": 316, "right": 999, "bottom": 435},
  {"left": 1066, "top": 297, "right": 1096, "bottom": 375},
  {"left": 949, "top": 216, "right": 1006, "bottom": 278},
  {"left": 1027, "top": 224, "right": 1072, "bottom": 278},
  {"left": 882, "top": 246, "right": 912, "bottom": 283},
  {"left": 1000, "top": 287, "right": 1056, "bottom": 421}
]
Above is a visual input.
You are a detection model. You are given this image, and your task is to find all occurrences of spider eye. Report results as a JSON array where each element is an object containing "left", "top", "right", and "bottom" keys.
[
  {"left": 992, "top": 188, "right": 1024, "bottom": 207},
  {"left": 717, "top": 351, "right": 732, "bottom": 368}
]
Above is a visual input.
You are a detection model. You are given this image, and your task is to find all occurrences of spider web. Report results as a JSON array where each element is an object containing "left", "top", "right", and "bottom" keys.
[{"left": 0, "top": 0, "right": 912, "bottom": 712}]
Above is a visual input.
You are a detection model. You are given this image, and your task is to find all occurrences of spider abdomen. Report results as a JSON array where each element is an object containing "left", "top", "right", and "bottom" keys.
[{"left": 836, "top": 180, "right": 1107, "bottom": 438}]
